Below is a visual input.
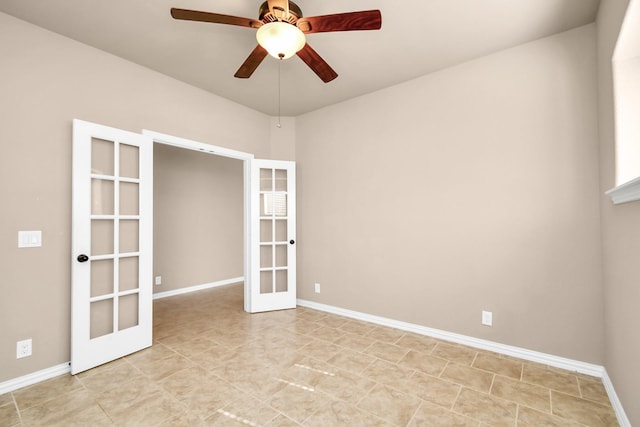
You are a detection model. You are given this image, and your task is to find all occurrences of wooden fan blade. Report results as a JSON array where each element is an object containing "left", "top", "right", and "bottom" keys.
[
  {"left": 296, "top": 10, "right": 381, "bottom": 33},
  {"left": 296, "top": 44, "right": 338, "bottom": 83},
  {"left": 170, "top": 8, "right": 263, "bottom": 29},
  {"left": 234, "top": 45, "right": 268, "bottom": 78}
]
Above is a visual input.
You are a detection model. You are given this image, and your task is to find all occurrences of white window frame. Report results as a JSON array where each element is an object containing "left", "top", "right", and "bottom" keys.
[{"left": 606, "top": 0, "right": 640, "bottom": 204}]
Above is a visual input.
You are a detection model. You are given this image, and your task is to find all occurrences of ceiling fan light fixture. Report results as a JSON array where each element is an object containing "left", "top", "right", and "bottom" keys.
[{"left": 256, "top": 21, "right": 306, "bottom": 60}]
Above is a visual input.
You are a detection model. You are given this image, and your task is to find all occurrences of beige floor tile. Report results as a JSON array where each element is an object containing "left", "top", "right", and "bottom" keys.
[
  {"left": 296, "top": 309, "right": 328, "bottom": 322},
  {"left": 92, "top": 375, "right": 165, "bottom": 413},
  {"left": 157, "top": 411, "right": 209, "bottom": 427},
  {"left": 19, "top": 388, "right": 111, "bottom": 426},
  {"left": 314, "top": 314, "right": 349, "bottom": 329},
  {"left": 366, "top": 326, "right": 406, "bottom": 344},
  {"left": 313, "top": 367, "right": 376, "bottom": 404},
  {"left": 129, "top": 351, "right": 194, "bottom": 381},
  {"left": 357, "top": 383, "right": 421, "bottom": 426},
  {"left": 398, "top": 350, "right": 449, "bottom": 376},
  {"left": 159, "top": 334, "right": 219, "bottom": 358},
  {"left": 395, "top": 334, "right": 439, "bottom": 354},
  {"left": 175, "top": 378, "right": 244, "bottom": 419},
  {"left": 13, "top": 374, "right": 83, "bottom": 410},
  {"left": 96, "top": 377, "right": 186, "bottom": 425},
  {"left": 432, "top": 342, "right": 478, "bottom": 366},
  {"left": 126, "top": 341, "right": 176, "bottom": 364},
  {"left": 282, "top": 357, "right": 338, "bottom": 388},
  {"left": 517, "top": 405, "right": 583, "bottom": 426},
  {"left": 269, "top": 383, "right": 331, "bottom": 423},
  {"left": 491, "top": 374, "right": 550, "bottom": 412},
  {"left": 310, "top": 325, "right": 346, "bottom": 342},
  {"left": 339, "top": 319, "right": 377, "bottom": 335},
  {"left": 440, "top": 364, "right": 494, "bottom": 393},
  {"left": 211, "top": 360, "right": 289, "bottom": 401},
  {"left": 77, "top": 360, "right": 144, "bottom": 393},
  {"left": 364, "top": 340, "right": 410, "bottom": 363},
  {"left": 206, "top": 396, "right": 281, "bottom": 425},
  {"left": 0, "top": 394, "right": 14, "bottom": 407},
  {"left": 76, "top": 357, "right": 130, "bottom": 379},
  {"left": 185, "top": 345, "right": 238, "bottom": 371},
  {"left": 333, "top": 332, "right": 377, "bottom": 352},
  {"left": 326, "top": 348, "right": 376, "bottom": 374},
  {"left": 287, "top": 318, "right": 323, "bottom": 335},
  {"left": 408, "top": 400, "right": 480, "bottom": 426},
  {"left": 551, "top": 391, "right": 619, "bottom": 426},
  {"left": 305, "top": 400, "right": 393, "bottom": 427},
  {"left": 0, "top": 400, "right": 20, "bottom": 427},
  {"left": 472, "top": 352, "right": 522, "bottom": 379},
  {"left": 578, "top": 377, "right": 612, "bottom": 406},
  {"left": 402, "top": 371, "right": 461, "bottom": 408},
  {"left": 362, "top": 358, "right": 415, "bottom": 391},
  {"left": 6, "top": 284, "right": 620, "bottom": 426},
  {"left": 522, "top": 364, "right": 580, "bottom": 396},
  {"left": 267, "top": 413, "right": 304, "bottom": 426},
  {"left": 452, "top": 387, "right": 518, "bottom": 427},
  {"left": 158, "top": 366, "right": 218, "bottom": 400},
  {"left": 295, "top": 340, "right": 341, "bottom": 362}
]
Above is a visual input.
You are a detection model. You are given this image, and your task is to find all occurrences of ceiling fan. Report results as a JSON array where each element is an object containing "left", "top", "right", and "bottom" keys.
[{"left": 170, "top": 1, "right": 382, "bottom": 83}]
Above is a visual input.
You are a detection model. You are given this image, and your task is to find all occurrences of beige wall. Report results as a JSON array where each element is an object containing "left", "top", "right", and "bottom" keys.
[
  {"left": 597, "top": 0, "right": 640, "bottom": 424},
  {"left": 0, "top": 12, "right": 269, "bottom": 382},
  {"left": 153, "top": 145, "right": 244, "bottom": 294},
  {"left": 296, "top": 25, "right": 604, "bottom": 363}
]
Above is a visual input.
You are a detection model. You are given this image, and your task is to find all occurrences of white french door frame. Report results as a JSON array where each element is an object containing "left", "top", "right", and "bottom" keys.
[{"left": 141, "top": 130, "right": 256, "bottom": 312}]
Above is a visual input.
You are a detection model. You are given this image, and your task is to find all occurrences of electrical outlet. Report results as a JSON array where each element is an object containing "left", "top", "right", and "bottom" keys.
[
  {"left": 155, "top": 276, "right": 162, "bottom": 286},
  {"left": 482, "top": 311, "right": 493, "bottom": 326},
  {"left": 314, "top": 283, "right": 321, "bottom": 293},
  {"left": 16, "top": 339, "right": 32, "bottom": 359}
]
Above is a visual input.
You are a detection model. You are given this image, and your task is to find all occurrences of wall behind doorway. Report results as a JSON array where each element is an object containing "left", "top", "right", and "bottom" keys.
[{"left": 153, "top": 144, "right": 244, "bottom": 294}]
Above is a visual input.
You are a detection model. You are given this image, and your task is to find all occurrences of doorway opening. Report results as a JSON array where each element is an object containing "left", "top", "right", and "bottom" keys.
[{"left": 143, "top": 130, "right": 254, "bottom": 311}]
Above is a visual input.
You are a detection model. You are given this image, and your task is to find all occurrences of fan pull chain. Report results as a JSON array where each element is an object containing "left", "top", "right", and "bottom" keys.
[{"left": 277, "top": 57, "right": 282, "bottom": 128}]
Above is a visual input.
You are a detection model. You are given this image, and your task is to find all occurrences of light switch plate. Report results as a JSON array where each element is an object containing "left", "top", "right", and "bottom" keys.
[{"left": 18, "top": 231, "right": 42, "bottom": 248}]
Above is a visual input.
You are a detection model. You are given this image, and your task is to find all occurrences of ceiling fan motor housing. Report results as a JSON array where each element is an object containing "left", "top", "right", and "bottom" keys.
[{"left": 258, "top": 1, "right": 303, "bottom": 24}]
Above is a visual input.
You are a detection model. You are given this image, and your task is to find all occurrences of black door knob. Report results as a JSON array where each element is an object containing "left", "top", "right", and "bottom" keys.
[
  {"left": 289, "top": 240, "right": 295, "bottom": 245},
  {"left": 77, "top": 254, "right": 89, "bottom": 263}
]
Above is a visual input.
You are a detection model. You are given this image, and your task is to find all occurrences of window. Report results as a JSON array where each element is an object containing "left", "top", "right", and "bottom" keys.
[{"left": 607, "top": 0, "right": 640, "bottom": 204}]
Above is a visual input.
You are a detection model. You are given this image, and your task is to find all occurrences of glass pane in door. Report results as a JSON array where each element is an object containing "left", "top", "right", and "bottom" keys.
[
  {"left": 119, "top": 257, "right": 139, "bottom": 292},
  {"left": 91, "top": 260, "right": 114, "bottom": 298},
  {"left": 119, "top": 220, "right": 139, "bottom": 253},
  {"left": 90, "top": 299, "right": 114, "bottom": 339},
  {"left": 260, "top": 271, "right": 273, "bottom": 294},
  {"left": 275, "top": 270, "right": 288, "bottom": 293},
  {"left": 119, "top": 294, "right": 139, "bottom": 331},
  {"left": 119, "top": 144, "right": 139, "bottom": 179},
  {"left": 274, "top": 169, "right": 287, "bottom": 191},
  {"left": 91, "top": 179, "right": 114, "bottom": 215},
  {"left": 91, "top": 220, "right": 114, "bottom": 256},
  {"left": 91, "top": 138, "right": 114, "bottom": 175},
  {"left": 120, "top": 182, "right": 139, "bottom": 215}
]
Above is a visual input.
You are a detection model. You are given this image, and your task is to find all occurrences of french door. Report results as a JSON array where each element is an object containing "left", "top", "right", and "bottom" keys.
[
  {"left": 71, "top": 119, "right": 153, "bottom": 374},
  {"left": 70, "top": 124, "right": 295, "bottom": 372},
  {"left": 249, "top": 159, "right": 296, "bottom": 312}
]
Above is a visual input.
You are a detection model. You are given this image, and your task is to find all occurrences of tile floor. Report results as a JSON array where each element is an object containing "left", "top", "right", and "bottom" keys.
[{"left": 1, "top": 283, "right": 619, "bottom": 426}]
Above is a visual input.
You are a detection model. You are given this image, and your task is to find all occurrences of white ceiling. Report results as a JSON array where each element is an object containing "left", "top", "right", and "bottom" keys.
[{"left": 0, "top": 0, "right": 600, "bottom": 116}]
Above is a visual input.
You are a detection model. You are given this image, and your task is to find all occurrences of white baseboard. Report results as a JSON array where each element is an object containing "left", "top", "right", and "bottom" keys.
[
  {"left": 297, "top": 299, "right": 604, "bottom": 377},
  {"left": 0, "top": 363, "right": 70, "bottom": 395},
  {"left": 153, "top": 276, "right": 244, "bottom": 300},
  {"left": 602, "top": 369, "right": 632, "bottom": 427}
]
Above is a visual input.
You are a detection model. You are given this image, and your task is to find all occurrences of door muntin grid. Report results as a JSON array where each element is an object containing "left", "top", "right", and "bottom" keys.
[
  {"left": 259, "top": 168, "right": 289, "bottom": 294},
  {"left": 89, "top": 138, "right": 140, "bottom": 338}
]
